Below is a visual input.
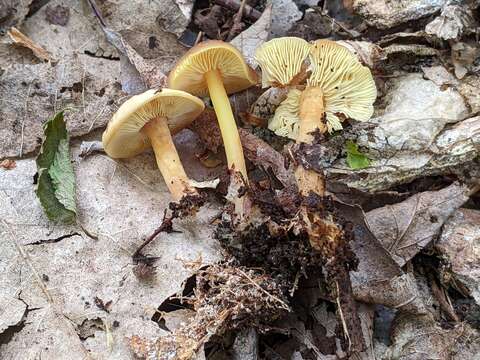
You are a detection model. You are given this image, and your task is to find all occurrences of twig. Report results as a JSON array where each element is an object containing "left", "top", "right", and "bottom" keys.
[
  {"left": 132, "top": 210, "right": 176, "bottom": 261},
  {"left": 335, "top": 281, "right": 352, "bottom": 352},
  {"left": 226, "top": 0, "right": 247, "bottom": 41}
]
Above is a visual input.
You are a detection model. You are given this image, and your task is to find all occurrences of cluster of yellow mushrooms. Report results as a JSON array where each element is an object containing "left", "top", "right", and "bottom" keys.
[{"left": 102, "top": 37, "right": 376, "bottom": 203}]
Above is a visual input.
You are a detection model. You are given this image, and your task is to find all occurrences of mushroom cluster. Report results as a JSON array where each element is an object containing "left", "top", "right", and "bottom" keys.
[
  {"left": 103, "top": 40, "right": 257, "bottom": 206},
  {"left": 255, "top": 37, "right": 377, "bottom": 140},
  {"left": 102, "top": 37, "right": 376, "bottom": 210}
]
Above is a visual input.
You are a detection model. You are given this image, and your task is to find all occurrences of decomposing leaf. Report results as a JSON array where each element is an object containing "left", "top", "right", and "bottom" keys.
[
  {"left": 436, "top": 208, "right": 480, "bottom": 305},
  {"left": 0, "top": 296, "right": 27, "bottom": 333},
  {"left": 0, "top": 139, "right": 222, "bottom": 358},
  {"left": 0, "top": 0, "right": 32, "bottom": 31},
  {"left": 366, "top": 183, "right": 469, "bottom": 267},
  {"left": 451, "top": 42, "right": 479, "bottom": 80},
  {"left": 384, "top": 313, "right": 480, "bottom": 359},
  {"left": 337, "top": 202, "right": 427, "bottom": 314},
  {"left": 345, "top": 140, "right": 370, "bottom": 170},
  {"left": 36, "top": 111, "right": 76, "bottom": 223},
  {"left": 7, "top": 27, "right": 54, "bottom": 62}
]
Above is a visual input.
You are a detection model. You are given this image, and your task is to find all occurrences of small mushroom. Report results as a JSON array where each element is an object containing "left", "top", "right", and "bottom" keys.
[
  {"left": 255, "top": 38, "right": 377, "bottom": 141},
  {"left": 168, "top": 40, "right": 258, "bottom": 181},
  {"left": 102, "top": 89, "right": 205, "bottom": 201}
]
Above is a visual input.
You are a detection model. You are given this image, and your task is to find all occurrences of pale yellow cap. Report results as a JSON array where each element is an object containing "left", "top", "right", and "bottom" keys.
[
  {"left": 102, "top": 88, "right": 204, "bottom": 158},
  {"left": 308, "top": 39, "right": 377, "bottom": 130},
  {"left": 254, "top": 37, "right": 311, "bottom": 88},
  {"left": 168, "top": 40, "right": 258, "bottom": 97}
]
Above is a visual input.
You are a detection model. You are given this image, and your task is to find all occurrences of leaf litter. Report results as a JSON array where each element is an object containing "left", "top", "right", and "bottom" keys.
[{"left": 1, "top": 0, "right": 480, "bottom": 359}]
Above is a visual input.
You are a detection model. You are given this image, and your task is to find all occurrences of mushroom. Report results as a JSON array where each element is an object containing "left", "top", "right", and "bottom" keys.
[
  {"left": 255, "top": 38, "right": 377, "bottom": 141},
  {"left": 258, "top": 38, "right": 376, "bottom": 349},
  {"left": 102, "top": 88, "right": 205, "bottom": 201},
  {"left": 167, "top": 40, "right": 258, "bottom": 181}
]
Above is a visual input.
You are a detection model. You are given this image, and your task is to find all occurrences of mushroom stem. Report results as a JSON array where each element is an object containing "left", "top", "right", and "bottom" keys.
[
  {"left": 141, "top": 117, "right": 198, "bottom": 201},
  {"left": 297, "top": 87, "right": 327, "bottom": 143},
  {"left": 295, "top": 86, "right": 327, "bottom": 196},
  {"left": 205, "top": 69, "right": 248, "bottom": 181}
]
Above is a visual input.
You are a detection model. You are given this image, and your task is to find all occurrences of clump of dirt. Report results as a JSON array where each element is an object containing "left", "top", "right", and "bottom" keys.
[{"left": 216, "top": 220, "right": 324, "bottom": 293}]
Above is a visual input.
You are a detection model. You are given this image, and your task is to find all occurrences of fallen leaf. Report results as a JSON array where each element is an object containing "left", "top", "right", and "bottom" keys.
[
  {"left": 7, "top": 27, "right": 54, "bottom": 62},
  {"left": 384, "top": 313, "right": 480, "bottom": 359},
  {"left": 436, "top": 208, "right": 480, "bottom": 305},
  {"left": 36, "top": 111, "right": 76, "bottom": 223},
  {"left": 337, "top": 202, "right": 427, "bottom": 314},
  {"left": 365, "top": 183, "right": 469, "bottom": 267}
]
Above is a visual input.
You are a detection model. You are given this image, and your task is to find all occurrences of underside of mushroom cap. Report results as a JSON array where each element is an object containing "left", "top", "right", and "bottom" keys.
[
  {"left": 268, "top": 89, "right": 301, "bottom": 139},
  {"left": 102, "top": 89, "right": 204, "bottom": 159},
  {"left": 168, "top": 40, "right": 258, "bottom": 97},
  {"left": 255, "top": 37, "right": 311, "bottom": 88},
  {"left": 308, "top": 39, "right": 377, "bottom": 130}
]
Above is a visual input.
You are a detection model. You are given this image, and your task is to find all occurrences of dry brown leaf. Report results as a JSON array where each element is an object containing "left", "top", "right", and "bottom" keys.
[{"left": 365, "top": 183, "right": 469, "bottom": 267}]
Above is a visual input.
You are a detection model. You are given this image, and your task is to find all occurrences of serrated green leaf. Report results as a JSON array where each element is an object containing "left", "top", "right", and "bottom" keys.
[
  {"left": 345, "top": 140, "right": 371, "bottom": 170},
  {"left": 36, "top": 111, "right": 76, "bottom": 223}
]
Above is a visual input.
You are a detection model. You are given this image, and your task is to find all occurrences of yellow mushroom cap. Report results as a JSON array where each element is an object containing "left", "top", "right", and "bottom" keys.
[
  {"left": 102, "top": 88, "right": 204, "bottom": 159},
  {"left": 308, "top": 39, "right": 377, "bottom": 129},
  {"left": 254, "top": 37, "right": 311, "bottom": 88},
  {"left": 168, "top": 40, "right": 258, "bottom": 97}
]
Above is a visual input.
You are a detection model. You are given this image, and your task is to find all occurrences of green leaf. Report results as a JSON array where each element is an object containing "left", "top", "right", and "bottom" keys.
[
  {"left": 345, "top": 140, "right": 371, "bottom": 170},
  {"left": 36, "top": 111, "right": 76, "bottom": 223}
]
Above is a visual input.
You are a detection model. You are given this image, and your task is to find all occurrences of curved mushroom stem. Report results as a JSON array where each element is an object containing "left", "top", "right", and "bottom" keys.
[
  {"left": 205, "top": 69, "right": 248, "bottom": 181},
  {"left": 295, "top": 86, "right": 326, "bottom": 196},
  {"left": 142, "top": 117, "right": 198, "bottom": 202}
]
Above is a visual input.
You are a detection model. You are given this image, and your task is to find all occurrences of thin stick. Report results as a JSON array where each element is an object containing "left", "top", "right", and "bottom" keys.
[
  {"left": 194, "top": 31, "right": 203, "bottom": 46},
  {"left": 132, "top": 210, "right": 175, "bottom": 261}
]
